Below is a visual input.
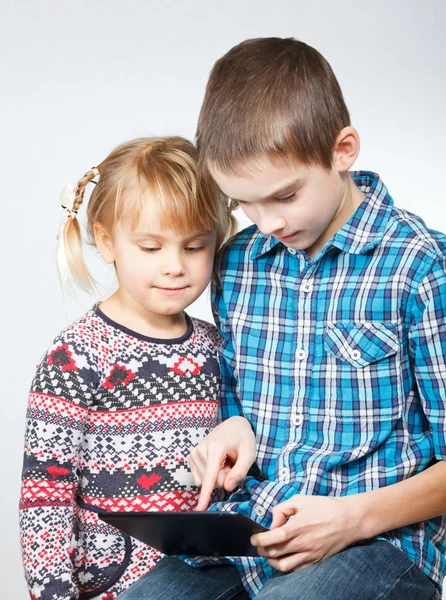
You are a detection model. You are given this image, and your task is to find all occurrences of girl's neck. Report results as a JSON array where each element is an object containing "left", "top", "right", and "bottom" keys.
[{"left": 99, "top": 290, "right": 188, "bottom": 340}]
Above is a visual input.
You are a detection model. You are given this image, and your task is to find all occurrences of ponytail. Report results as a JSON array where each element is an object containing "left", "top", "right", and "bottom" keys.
[{"left": 57, "top": 167, "right": 99, "bottom": 292}]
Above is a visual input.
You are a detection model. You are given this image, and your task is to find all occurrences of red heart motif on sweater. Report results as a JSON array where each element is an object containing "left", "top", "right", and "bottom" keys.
[
  {"left": 47, "top": 465, "right": 69, "bottom": 478},
  {"left": 171, "top": 356, "right": 201, "bottom": 376}
]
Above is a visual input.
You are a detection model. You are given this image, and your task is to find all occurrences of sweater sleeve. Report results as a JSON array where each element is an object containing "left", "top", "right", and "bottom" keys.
[{"left": 19, "top": 328, "right": 98, "bottom": 600}]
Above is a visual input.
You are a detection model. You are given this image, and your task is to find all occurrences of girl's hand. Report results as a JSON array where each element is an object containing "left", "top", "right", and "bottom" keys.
[
  {"left": 251, "top": 494, "right": 363, "bottom": 572},
  {"left": 188, "top": 416, "right": 256, "bottom": 511}
]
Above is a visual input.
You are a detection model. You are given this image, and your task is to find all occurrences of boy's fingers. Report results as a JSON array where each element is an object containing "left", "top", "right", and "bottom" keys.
[
  {"left": 188, "top": 453, "right": 204, "bottom": 487},
  {"left": 224, "top": 443, "right": 256, "bottom": 491},
  {"left": 216, "top": 465, "right": 231, "bottom": 489},
  {"left": 195, "top": 452, "right": 224, "bottom": 511},
  {"left": 252, "top": 521, "right": 295, "bottom": 548}
]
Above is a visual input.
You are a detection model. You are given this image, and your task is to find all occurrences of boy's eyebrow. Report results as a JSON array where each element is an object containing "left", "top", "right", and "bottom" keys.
[{"left": 233, "top": 178, "right": 303, "bottom": 203}]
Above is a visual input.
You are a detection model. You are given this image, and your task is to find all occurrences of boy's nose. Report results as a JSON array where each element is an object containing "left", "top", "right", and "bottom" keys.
[{"left": 258, "top": 214, "right": 287, "bottom": 236}]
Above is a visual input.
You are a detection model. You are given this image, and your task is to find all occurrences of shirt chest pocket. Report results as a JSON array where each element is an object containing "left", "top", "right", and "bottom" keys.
[{"left": 323, "top": 322, "right": 403, "bottom": 422}]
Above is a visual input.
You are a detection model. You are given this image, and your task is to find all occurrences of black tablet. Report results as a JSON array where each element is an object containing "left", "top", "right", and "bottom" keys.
[{"left": 99, "top": 510, "right": 268, "bottom": 557}]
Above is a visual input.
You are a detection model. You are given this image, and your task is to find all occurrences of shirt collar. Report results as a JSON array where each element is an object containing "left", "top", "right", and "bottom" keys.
[{"left": 250, "top": 171, "right": 394, "bottom": 260}]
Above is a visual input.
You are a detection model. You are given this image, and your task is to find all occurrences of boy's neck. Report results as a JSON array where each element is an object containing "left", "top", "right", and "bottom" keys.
[{"left": 306, "top": 173, "right": 365, "bottom": 259}]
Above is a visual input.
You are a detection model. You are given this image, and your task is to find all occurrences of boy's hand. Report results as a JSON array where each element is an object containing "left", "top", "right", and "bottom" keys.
[
  {"left": 188, "top": 416, "right": 256, "bottom": 511},
  {"left": 251, "top": 495, "right": 362, "bottom": 572}
]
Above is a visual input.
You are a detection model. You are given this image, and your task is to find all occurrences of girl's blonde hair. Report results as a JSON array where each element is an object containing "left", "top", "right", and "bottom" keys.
[{"left": 58, "top": 136, "right": 237, "bottom": 291}]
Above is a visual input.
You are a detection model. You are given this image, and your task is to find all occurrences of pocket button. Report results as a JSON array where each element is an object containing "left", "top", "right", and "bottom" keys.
[
  {"left": 349, "top": 348, "right": 361, "bottom": 361},
  {"left": 255, "top": 505, "right": 266, "bottom": 517}
]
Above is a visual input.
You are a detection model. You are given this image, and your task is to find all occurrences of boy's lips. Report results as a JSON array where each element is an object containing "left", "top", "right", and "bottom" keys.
[{"left": 276, "top": 231, "right": 301, "bottom": 243}]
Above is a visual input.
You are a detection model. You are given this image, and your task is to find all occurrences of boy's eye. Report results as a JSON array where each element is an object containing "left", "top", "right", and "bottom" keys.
[
  {"left": 185, "top": 246, "right": 204, "bottom": 253},
  {"left": 141, "top": 247, "right": 160, "bottom": 253},
  {"left": 276, "top": 192, "right": 296, "bottom": 203}
]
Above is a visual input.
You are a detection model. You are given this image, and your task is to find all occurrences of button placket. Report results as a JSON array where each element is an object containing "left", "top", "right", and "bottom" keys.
[
  {"left": 302, "top": 279, "right": 314, "bottom": 293},
  {"left": 292, "top": 265, "right": 318, "bottom": 451},
  {"left": 292, "top": 413, "right": 304, "bottom": 427},
  {"left": 279, "top": 467, "right": 290, "bottom": 481},
  {"left": 297, "top": 349, "right": 306, "bottom": 360}
]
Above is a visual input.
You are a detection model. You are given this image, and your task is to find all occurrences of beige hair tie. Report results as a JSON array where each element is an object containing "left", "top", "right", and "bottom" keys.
[{"left": 59, "top": 183, "right": 78, "bottom": 218}]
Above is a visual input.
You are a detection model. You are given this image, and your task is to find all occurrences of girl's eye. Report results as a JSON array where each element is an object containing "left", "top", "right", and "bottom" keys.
[
  {"left": 185, "top": 246, "right": 204, "bottom": 253},
  {"left": 276, "top": 192, "right": 296, "bottom": 203},
  {"left": 141, "top": 247, "right": 160, "bottom": 253}
]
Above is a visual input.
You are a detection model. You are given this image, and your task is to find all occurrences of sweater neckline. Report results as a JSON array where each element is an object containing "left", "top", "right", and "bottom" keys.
[{"left": 93, "top": 304, "right": 194, "bottom": 345}]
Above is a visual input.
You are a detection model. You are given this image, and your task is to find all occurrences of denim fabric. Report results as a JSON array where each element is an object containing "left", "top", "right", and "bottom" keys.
[
  {"left": 117, "top": 541, "right": 440, "bottom": 600},
  {"left": 117, "top": 556, "right": 248, "bottom": 600}
]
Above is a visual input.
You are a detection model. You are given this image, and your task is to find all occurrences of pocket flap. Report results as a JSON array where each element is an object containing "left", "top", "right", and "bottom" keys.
[{"left": 324, "top": 322, "right": 399, "bottom": 367}]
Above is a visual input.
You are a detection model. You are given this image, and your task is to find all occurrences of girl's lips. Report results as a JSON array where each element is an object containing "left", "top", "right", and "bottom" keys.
[{"left": 155, "top": 287, "right": 187, "bottom": 295}]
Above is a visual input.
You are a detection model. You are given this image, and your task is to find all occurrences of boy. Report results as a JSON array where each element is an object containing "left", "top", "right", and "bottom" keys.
[{"left": 119, "top": 38, "right": 446, "bottom": 599}]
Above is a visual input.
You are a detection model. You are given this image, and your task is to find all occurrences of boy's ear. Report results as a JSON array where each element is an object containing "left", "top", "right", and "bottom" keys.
[
  {"left": 333, "top": 126, "right": 360, "bottom": 173},
  {"left": 93, "top": 222, "right": 115, "bottom": 265}
]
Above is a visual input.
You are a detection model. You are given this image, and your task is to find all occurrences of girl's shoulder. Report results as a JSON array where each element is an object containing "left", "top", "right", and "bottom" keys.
[
  {"left": 32, "top": 307, "right": 105, "bottom": 403},
  {"left": 189, "top": 316, "right": 222, "bottom": 348},
  {"left": 50, "top": 305, "right": 108, "bottom": 349}
]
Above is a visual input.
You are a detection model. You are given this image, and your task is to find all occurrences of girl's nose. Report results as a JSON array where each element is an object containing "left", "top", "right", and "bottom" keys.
[{"left": 162, "top": 253, "right": 185, "bottom": 276}]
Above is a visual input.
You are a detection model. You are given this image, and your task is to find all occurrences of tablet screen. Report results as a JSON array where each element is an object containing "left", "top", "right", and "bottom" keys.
[{"left": 100, "top": 510, "right": 268, "bottom": 557}]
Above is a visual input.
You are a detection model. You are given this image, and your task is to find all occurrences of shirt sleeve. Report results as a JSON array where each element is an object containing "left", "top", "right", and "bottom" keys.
[
  {"left": 19, "top": 331, "right": 97, "bottom": 600},
  {"left": 408, "top": 256, "right": 446, "bottom": 460},
  {"left": 211, "top": 267, "right": 244, "bottom": 421}
]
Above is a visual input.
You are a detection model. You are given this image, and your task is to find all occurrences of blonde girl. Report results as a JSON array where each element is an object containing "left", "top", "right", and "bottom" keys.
[{"left": 19, "top": 137, "right": 236, "bottom": 600}]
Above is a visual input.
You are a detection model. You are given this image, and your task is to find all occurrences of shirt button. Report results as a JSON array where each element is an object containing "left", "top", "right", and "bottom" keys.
[
  {"left": 349, "top": 348, "right": 361, "bottom": 361},
  {"left": 302, "top": 280, "right": 314, "bottom": 293},
  {"left": 255, "top": 505, "right": 266, "bottom": 517},
  {"left": 292, "top": 414, "right": 304, "bottom": 427},
  {"left": 297, "top": 349, "right": 306, "bottom": 360},
  {"left": 288, "top": 248, "right": 297, "bottom": 255},
  {"left": 279, "top": 467, "right": 290, "bottom": 481}
]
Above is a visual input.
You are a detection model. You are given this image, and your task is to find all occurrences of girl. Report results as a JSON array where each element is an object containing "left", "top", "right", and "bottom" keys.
[{"left": 19, "top": 137, "right": 236, "bottom": 600}]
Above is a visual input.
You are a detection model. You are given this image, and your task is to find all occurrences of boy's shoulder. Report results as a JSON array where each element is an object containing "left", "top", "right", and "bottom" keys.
[
  {"left": 215, "top": 203, "right": 446, "bottom": 277},
  {"left": 216, "top": 225, "right": 263, "bottom": 268},
  {"left": 386, "top": 204, "right": 446, "bottom": 263}
]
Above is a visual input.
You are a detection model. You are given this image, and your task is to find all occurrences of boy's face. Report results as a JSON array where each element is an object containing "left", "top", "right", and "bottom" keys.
[{"left": 208, "top": 154, "right": 358, "bottom": 258}]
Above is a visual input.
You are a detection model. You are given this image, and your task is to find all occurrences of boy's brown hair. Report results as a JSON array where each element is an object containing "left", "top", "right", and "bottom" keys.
[{"left": 196, "top": 37, "right": 350, "bottom": 172}]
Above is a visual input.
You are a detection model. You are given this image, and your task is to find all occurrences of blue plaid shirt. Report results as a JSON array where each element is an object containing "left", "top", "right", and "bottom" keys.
[{"left": 195, "top": 171, "right": 446, "bottom": 597}]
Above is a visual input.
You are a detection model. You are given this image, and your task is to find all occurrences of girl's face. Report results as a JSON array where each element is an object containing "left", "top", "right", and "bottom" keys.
[{"left": 95, "top": 199, "right": 217, "bottom": 323}]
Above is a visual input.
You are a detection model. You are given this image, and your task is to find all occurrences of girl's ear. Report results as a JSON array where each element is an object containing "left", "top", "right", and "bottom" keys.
[
  {"left": 93, "top": 222, "right": 115, "bottom": 265},
  {"left": 332, "top": 126, "right": 360, "bottom": 173}
]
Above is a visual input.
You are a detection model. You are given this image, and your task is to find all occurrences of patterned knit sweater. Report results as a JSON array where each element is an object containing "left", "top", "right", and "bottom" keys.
[{"left": 20, "top": 306, "right": 222, "bottom": 600}]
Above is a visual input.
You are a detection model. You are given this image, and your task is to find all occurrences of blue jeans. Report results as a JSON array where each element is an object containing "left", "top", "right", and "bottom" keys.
[{"left": 118, "top": 540, "right": 441, "bottom": 599}]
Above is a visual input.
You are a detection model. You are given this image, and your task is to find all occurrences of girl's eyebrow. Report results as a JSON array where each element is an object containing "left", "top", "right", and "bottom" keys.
[
  {"left": 130, "top": 231, "right": 213, "bottom": 242},
  {"left": 130, "top": 232, "right": 164, "bottom": 241}
]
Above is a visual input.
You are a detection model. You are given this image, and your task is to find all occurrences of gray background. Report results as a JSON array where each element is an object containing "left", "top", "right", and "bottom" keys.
[{"left": 1, "top": 0, "right": 445, "bottom": 597}]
